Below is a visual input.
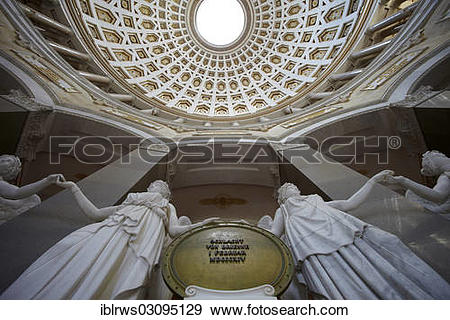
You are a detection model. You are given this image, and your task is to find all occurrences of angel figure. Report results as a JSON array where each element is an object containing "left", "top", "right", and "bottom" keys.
[
  {"left": 1, "top": 179, "right": 217, "bottom": 299},
  {"left": 259, "top": 170, "right": 450, "bottom": 299},
  {"left": 384, "top": 150, "right": 449, "bottom": 216},
  {"left": 0, "top": 154, "right": 63, "bottom": 225}
]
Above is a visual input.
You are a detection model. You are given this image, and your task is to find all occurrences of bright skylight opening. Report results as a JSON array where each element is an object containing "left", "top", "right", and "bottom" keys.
[{"left": 196, "top": 0, "right": 245, "bottom": 46}]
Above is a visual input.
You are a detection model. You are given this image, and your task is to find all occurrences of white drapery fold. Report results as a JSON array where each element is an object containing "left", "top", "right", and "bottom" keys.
[
  {"left": 282, "top": 195, "right": 450, "bottom": 299},
  {"left": 1, "top": 192, "right": 168, "bottom": 299}
]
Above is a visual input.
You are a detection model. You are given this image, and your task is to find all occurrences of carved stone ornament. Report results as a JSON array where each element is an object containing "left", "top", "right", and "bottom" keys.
[
  {"left": 281, "top": 106, "right": 342, "bottom": 129},
  {"left": 12, "top": 50, "right": 79, "bottom": 93},
  {"left": 165, "top": 162, "right": 177, "bottom": 185},
  {"left": 101, "top": 107, "right": 161, "bottom": 130},
  {"left": 1, "top": 90, "right": 53, "bottom": 160},
  {"left": 199, "top": 194, "right": 247, "bottom": 209},
  {"left": 16, "top": 111, "right": 52, "bottom": 161},
  {"left": 270, "top": 164, "right": 281, "bottom": 198},
  {"left": 184, "top": 284, "right": 276, "bottom": 300},
  {"left": 328, "top": 90, "right": 354, "bottom": 105},
  {"left": 192, "top": 130, "right": 252, "bottom": 136},
  {"left": 362, "top": 47, "right": 427, "bottom": 91},
  {"left": 166, "top": 124, "right": 195, "bottom": 133},
  {"left": 15, "top": 32, "right": 40, "bottom": 55},
  {"left": 139, "top": 141, "right": 171, "bottom": 154},
  {"left": 90, "top": 94, "right": 113, "bottom": 107},
  {"left": 1, "top": 89, "right": 53, "bottom": 112},
  {"left": 394, "top": 28, "right": 426, "bottom": 57},
  {"left": 436, "top": 4, "right": 450, "bottom": 23},
  {"left": 390, "top": 85, "right": 435, "bottom": 107}
]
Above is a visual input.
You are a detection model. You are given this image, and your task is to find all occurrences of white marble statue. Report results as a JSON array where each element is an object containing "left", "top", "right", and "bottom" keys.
[
  {"left": 0, "top": 155, "right": 62, "bottom": 225},
  {"left": 1, "top": 179, "right": 218, "bottom": 299},
  {"left": 260, "top": 170, "right": 450, "bottom": 299},
  {"left": 385, "top": 150, "right": 450, "bottom": 216}
]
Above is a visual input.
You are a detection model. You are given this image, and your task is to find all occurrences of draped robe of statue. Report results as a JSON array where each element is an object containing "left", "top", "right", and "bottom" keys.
[
  {"left": 1, "top": 191, "right": 171, "bottom": 299},
  {"left": 280, "top": 194, "right": 450, "bottom": 299}
]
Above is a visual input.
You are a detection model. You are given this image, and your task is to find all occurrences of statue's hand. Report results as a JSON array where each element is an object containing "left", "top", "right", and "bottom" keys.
[
  {"left": 46, "top": 174, "right": 65, "bottom": 184},
  {"left": 371, "top": 170, "right": 394, "bottom": 183},
  {"left": 201, "top": 217, "right": 220, "bottom": 225},
  {"left": 56, "top": 180, "right": 78, "bottom": 191},
  {"left": 383, "top": 175, "right": 404, "bottom": 185}
]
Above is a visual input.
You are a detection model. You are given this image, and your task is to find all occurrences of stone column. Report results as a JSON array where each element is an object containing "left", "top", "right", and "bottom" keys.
[
  {"left": 0, "top": 146, "right": 169, "bottom": 293},
  {"left": 272, "top": 143, "right": 450, "bottom": 281}
]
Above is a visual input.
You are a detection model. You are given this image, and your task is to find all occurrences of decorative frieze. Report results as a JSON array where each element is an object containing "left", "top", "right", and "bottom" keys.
[
  {"left": 101, "top": 107, "right": 161, "bottom": 130},
  {"left": 281, "top": 106, "right": 342, "bottom": 129},
  {"left": 1, "top": 90, "right": 53, "bottom": 161},
  {"left": 12, "top": 50, "right": 79, "bottom": 93},
  {"left": 362, "top": 47, "right": 427, "bottom": 91}
]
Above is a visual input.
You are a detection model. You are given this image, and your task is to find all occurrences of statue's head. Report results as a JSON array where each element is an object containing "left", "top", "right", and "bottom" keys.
[
  {"left": 178, "top": 216, "right": 192, "bottom": 226},
  {"left": 0, "top": 155, "right": 21, "bottom": 181},
  {"left": 147, "top": 180, "right": 171, "bottom": 199},
  {"left": 277, "top": 183, "right": 300, "bottom": 204},
  {"left": 421, "top": 151, "right": 450, "bottom": 176}
]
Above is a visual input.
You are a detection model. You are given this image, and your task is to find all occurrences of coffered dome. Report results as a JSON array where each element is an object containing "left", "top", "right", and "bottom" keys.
[{"left": 66, "top": 0, "right": 365, "bottom": 118}]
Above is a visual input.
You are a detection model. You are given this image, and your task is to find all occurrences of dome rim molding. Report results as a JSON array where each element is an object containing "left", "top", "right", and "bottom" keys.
[
  {"left": 61, "top": 0, "right": 378, "bottom": 122},
  {"left": 62, "top": 0, "right": 377, "bottom": 123}
]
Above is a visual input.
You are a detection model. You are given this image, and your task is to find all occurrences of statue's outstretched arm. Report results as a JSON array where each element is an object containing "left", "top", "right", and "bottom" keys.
[
  {"left": 0, "top": 174, "right": 63, "bottom": 200},
  {"left": 257, "top": 215, "right": 273, "bottom": 231},
  {"left": 257, "top": 209, "right": 284, "bottom": 237},
  {"left": 389, "top": 174, "right": 449, "bottom": 204},
  {"left": 57, "top": 181, "right": 119, "bottom": 221},
  {"left": 327, "top": 170, "right": 393, "bottom": 211},
  {"left": 167, "top": 203, "right": 218, "bottom": 237},
  {"left": 270, "top": 208, "right": 285, "bottom": 237}
]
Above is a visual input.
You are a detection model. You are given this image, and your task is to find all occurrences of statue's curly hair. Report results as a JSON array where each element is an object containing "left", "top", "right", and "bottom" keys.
[
  {"left": 147, "top": 180, "right": 171, "bottom": 199},
  {"left": 422, "top": 150, "right": 449, "bottom": 176},
  {"left": 0, "top": 155, "right": 21, "bottom": 180},
  {"left": 277, "top": 182, "right": 300, "bottom": 204}
]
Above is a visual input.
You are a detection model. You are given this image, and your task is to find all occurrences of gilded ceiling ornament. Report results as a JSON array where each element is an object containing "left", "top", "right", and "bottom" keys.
[
  {"left": 192, "top": 130, "right": 252, "bottom": 136},
  {"left": 199, "top": 194, "right": 247, "bottom": 209},
  {"left": 12, "top": 50, "right": 79, "bottom": 93},
  {"left": 101, "top": 107, "right": 161, "bottom": 130},
  {"left": 166, "top": 124, "right": 195, "bottom": 133},
  {"left": 66, "top": 0, "right": 367, "bottom": 117},
  {"left": 362, "top": 47, "right": 427, "bottom": 91},
  {"left": 327, "top": 90, "right": 354, "bottom": 105},
  {"left": 280, "top": 106, "right": 342, "bottom": 129},
  {"left": 89, "top": 93, "right": 113, "bottom": 107}
]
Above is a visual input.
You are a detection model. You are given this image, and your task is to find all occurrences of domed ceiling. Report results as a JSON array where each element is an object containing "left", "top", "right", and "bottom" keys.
[{"left": 67, "top": 0, "right": 365, "bottom": 119}]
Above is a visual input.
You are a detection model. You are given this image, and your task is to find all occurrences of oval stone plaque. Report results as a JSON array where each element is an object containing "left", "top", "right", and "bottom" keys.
[{"left": 162, "top": 222, "right": 294, "bottom": 297}]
